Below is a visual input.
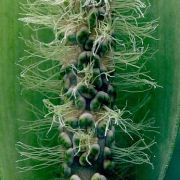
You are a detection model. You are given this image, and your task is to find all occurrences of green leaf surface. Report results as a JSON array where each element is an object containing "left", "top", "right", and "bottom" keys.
[
  {"left": 165, "top": 130, "right": 180, "bottom": 180},
  {"left": 137, "top": 0, "right": 180, "bottom": 180},
  {"left": 0, "top": 0, "right": 179, "bottom": 180}
]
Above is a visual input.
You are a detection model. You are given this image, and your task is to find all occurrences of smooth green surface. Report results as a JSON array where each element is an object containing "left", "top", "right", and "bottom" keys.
[
  {"left": 0, "top": 0, "right": 22, "bottom": 179},
  {"left": 0, "top": 0, "right": 42, "bottom": 179},
  {"left": 137, "top": 0, "right": 180, "bottom": 179},
  {"left": 165, "top": 130, "right": 180, "bottom": 180},
  {"left": 0, "top": 0, "right": 179, "bottom": 180},
  {"left": 151, "top": 0, "right": 180, "bottom": 179}
]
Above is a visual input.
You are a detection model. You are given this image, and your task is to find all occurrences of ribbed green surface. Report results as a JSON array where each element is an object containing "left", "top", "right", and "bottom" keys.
[{"left": 0, "top": 0, "right": 179, "bottom": 180}]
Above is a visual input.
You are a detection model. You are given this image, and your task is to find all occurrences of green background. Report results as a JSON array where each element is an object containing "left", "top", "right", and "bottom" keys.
[{"left": 0, "top": 0, "right": 179, "bottom": 179}]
